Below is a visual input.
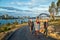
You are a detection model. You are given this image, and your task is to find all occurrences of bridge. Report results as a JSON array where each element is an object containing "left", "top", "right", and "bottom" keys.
[
  {"left": 38, "top": 13, "right": 50, "bottom": 17},
  {"left": 38, "top": 13, "right": 60, "bottom": 19}
]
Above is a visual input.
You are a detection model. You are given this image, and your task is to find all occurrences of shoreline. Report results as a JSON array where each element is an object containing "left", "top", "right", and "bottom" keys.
[{"left": 0, "top": 23, "right": 28, "bottom": 40}]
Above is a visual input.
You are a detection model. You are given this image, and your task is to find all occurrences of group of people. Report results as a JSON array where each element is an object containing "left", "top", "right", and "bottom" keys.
[{"left": 28, "top": 17, "right": 48, "bottom": 36}]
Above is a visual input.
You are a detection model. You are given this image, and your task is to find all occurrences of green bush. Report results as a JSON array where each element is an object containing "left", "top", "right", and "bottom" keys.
[
  {"left": 0, "top": 28, "right": 4, "bottom": 32},
  {"left": 4, "top": 27, "right": 8, "bottom": 31},
  {"left": 0, "top": 30, "right": 4, "bottom": 33},
  {"left": 13, "top": 22, "right": 18, "bottom": 25},
  {"left": 8, "top": 28, "right": 11, "bottom": 30},
  {"left": 0, "top": 26, "right": 11, "bottom": 32},
  {"left": 4, "top": 27, "right": 11, "bottom": 31},
  {"left": 6, "top": 23, "right": 11, "bottom": 26}
]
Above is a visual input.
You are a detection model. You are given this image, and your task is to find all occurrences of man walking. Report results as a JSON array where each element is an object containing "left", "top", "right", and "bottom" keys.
[
  {"left": 44, "top": 19, "right": 48, "bottom": 36},
  {"left": 28, "top": 19, "right": 34, "bottom": 33}
]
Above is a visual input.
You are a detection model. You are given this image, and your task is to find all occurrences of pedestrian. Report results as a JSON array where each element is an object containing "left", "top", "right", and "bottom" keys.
[
  {"left": 28, "top": 19, "right": 34, "bottom": 33},
  {"left": 34, "top": 17, "right": 40, "bottom": 35},
  {"left": 44, "top": 19, "right": 48, "bottom": 36},
  {"left": 28, "top": 19, "right": 31, "bottom": 27}
]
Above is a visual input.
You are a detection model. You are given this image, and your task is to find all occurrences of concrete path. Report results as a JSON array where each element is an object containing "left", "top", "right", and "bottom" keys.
[{"left": 7, "top": 26, "right": 57, "bottom": 40}]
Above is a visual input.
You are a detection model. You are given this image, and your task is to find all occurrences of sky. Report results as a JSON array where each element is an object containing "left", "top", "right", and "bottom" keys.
[{"left": 0, "top": 0, "right": 57, "bottom": 17}]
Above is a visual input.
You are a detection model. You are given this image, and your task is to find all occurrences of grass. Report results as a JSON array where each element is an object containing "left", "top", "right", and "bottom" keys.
[
  {"left": 0, "top": 20, "right": 19, "bottom": 33},
  {"left": 48, "top": 19, "right": 60, "bottom": 40},
  {"left": 0, "top": 22, "right": 28, "bottom": 40},
  {"left": 0, "top": 22, "right": 28, "bottom": 33},
  {"left": 49, "top": 19, "right": 60, "bottom": 25}
]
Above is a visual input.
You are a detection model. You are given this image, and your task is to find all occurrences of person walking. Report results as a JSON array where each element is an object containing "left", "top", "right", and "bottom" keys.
[
  {"left": 28, "top": 19, "right": 34, "bottom": 32},
  {"left": 44, "top": 19, "right": 48, "bottom": 36},
  {"left": 34, "top": 17, "right": 40, "bottom": 35}
]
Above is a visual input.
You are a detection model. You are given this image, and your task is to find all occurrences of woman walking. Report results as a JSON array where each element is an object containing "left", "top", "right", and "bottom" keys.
[{"left": 34, "top": 17, "right": 40, "bottom": 35}]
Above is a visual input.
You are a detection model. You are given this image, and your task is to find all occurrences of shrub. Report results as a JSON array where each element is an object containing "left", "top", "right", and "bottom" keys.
[
  {"left": 6, "top": 23, "right": 11, "bottom": 26},
  {"left": 0, "top": 28, "right": 4, "bottom": 32},
  {"left": 13, "top": 21, "right": 18, "bottom": 25},
  {"left": 7, "top": 27, "right": 11, "bottom": 30},
  {"left": 11, "top": 25, "right": 16, "bottom": 29},
  {"left": 4, "top": 27, "right": 8, "bottom": 31},
  {"left": 0, "top": 30, "right": 4, "bottom": 33}
]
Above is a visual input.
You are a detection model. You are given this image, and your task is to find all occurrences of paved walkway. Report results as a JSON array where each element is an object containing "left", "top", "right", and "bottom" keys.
[{"left": 7, "top": 26, "right": 57, "bottom": 40}]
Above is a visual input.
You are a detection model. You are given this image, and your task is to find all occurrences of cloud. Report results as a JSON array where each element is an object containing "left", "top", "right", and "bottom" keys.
[
  {"left": 0, "top": 7, "right": 33, "bottom": 14},
  {"left": 0, "top": 8, "right": 17, "bottom": 12},
  {"left": 0, "top": 6, "right": 49, "bottom": 15},
  {"left": 0, "top": 0, "right": 57, "bottom": 17},
  {"left": 9, "top": 0, "right": 55, "bottom": 10},
  {"left": 30, "top": 0, "right": 56, "bottom": 8},
  {"left": 10, "top": 2, "right": 15, "bottom": 4},
  {"left": 10, "top": 1, "right": 32, "bottom": 6},
  {"left": 31, "top": 0, "right": 49, "bottom": 5}
]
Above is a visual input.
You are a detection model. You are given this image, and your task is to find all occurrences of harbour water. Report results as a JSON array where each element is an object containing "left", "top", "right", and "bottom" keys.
[{"left": 0, "top": 19, "right": 28, "bottom": 25}]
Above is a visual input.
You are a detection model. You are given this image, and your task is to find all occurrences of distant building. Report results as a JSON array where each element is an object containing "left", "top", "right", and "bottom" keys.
[
  {"left": 0, "top": 16, "right": 2, "bottom": 19},
  {"left": 4, "top": 14, "right": 9, "bottom": 18}
]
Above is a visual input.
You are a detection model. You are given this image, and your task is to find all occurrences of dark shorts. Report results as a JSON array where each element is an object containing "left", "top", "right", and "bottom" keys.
[{"left": 31, "top": 26, "right": 33, "bottom": 30}]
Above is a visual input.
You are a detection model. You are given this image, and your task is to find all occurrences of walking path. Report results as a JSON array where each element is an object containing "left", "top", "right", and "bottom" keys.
[{"left": 6, "top": 26, "right": 57, "bottom": 40}]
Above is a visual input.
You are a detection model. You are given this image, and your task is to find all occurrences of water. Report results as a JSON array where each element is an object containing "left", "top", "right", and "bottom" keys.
[{"left": 0, "top": 19, "right": 28, "bottom": 25}]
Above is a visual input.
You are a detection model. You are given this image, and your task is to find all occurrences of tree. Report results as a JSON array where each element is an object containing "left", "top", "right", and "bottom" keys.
[
  {"left": 51, "top": 2, "right": 55, "bottom": 8},
  {"left": 57, "top": 0, "right": 60, "bottom": 7},
  {"left": 56, "top": 0, "right": 60, "bottom": 14},
  {"left": 49, "top": 6, "right": 51, "bottom": 13},
  {"left": 49, "top": 2, "right": 56, "bottom": 20}
]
